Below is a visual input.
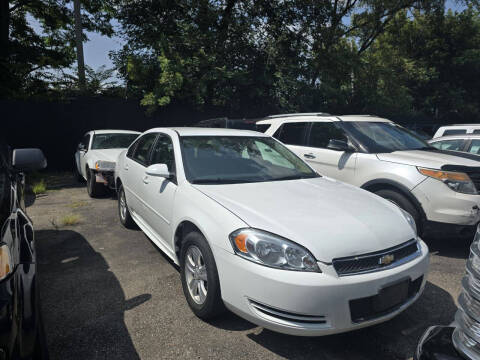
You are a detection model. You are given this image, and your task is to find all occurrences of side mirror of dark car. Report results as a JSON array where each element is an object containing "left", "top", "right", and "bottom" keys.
[
  {"left": 12, "top": 148, "right": 47, "bottom": 172},
  {"left": 327, "top": 139, "right": 354, "bottom": 152}
]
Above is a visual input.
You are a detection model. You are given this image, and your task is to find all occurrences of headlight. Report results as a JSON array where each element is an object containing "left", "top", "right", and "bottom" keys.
[
  {"left": 95, "top": 160, "right": 116, "bottom": 171},
  {"left": 0, "top": 244, "right": 13, "bottom": 281},
  {"left": 400, "top": 209, "right": 417, "bottom": 235},
  {"left": 229, "top": 229, "right": 320, "bottom": 272},
  {"left": 417, "top": 167, "right": 477, "bottom": 194}
]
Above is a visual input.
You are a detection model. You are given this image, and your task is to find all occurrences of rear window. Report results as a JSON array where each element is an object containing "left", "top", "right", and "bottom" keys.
[
  {"left": 273, "top": 122, "right": 308, "bottom": 146},
  {"left": 443, "top": 129, "right": 467, "bottom": 136}
]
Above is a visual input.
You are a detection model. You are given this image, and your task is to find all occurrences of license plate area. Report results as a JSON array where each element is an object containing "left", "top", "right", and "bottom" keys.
[
  {"left": 350, "top": 276, "right": 423, "bottom": 323},
  {"left": 373, "top": 280, "right": 409, "bottom": 312}
]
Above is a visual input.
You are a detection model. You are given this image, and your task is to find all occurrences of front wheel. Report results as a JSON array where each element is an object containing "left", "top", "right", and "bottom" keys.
[
  {"left": 86, "top": 168, "right": 105, "bottom": 198},
  {"left": 180, "top": 232, "right": 225, "bottom": 320},
  {"left": 118, "top": 184, "right": 136, "bottom": 229}
]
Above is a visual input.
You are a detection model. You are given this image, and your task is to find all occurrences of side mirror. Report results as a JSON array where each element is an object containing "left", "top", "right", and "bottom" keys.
[
  {"left": 12, "top": 148, "right": 47, "bottom": 172},
  {"left": 145, "top": 163, "right": 172, "bottom": 178},
  {"left": 78, "top": 143, "right": 86, "bottom": 151},
  {"left": 327, "top": 139, "right": 354, "bottom": 152}
]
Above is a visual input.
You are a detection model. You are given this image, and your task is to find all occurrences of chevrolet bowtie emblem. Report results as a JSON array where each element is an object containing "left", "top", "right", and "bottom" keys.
[{"left": 379, "top": 254, "right": 395, "bottom": 266}]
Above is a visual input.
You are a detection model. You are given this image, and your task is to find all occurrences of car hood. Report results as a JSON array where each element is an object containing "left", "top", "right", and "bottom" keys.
[
  {"left": 88, "top": 149, "right": 125, "bottom": 162},
  {"left": 376, "top": 149, "right": 480, "bottom": 169},
  {"left": 194, "top": 177, "right": 415, "bottom": 262}
]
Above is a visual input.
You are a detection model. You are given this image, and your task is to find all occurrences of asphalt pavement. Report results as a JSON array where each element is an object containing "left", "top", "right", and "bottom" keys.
[{"left": 28, "top": 174, "right": 470, "bottom": 360}]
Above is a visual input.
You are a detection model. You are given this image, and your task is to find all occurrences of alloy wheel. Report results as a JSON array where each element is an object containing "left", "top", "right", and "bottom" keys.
[{"left": 184, "top": 245, "right": 208, "bottom": 305}]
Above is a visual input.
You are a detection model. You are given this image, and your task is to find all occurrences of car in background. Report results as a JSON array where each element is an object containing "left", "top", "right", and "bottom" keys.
[
  {"left": 114, "top": 127, "right": 429, "bottom": 336},
  {"left": 429, "top": 134, "right": 480, "bottom": 155},
  {"left": 195, "top": 117, "right": 259, "bottom": 130},
  {"left": 257, "top": 114, "right": 480, "bottom": 238},
  {"left": 75, "top": 130, "right": 140, "bottom": 197},
  {"left": 415, "top": 225, "right": 480, "bottom": 360},
  {"left": 0, "top": 142, "right": 48, "bottom": 359},
  {"left": 433, "top": 124, "right": 480, "bottom": 138}
]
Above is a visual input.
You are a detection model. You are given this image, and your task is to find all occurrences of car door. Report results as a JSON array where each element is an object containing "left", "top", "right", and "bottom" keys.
[
  {"left": 123, "top": 133, "right": 158, "bottom": 218},
  {"left": 77, "top": 134, "right": 91, "bottom": 178},
  {"left": 272, "top": 121, "right": 310, "bottom": 159},
  {"left": 141, "top": 133, "right": 178, "bottom": 249},
  {"left": 303, "top": 121, "right": 357, "bottom": 181}
]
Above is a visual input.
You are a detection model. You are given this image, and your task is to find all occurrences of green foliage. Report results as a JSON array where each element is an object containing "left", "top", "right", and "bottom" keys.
[
  {"left": 0, "top": 0, "right": 115, "bottom": 99},
  {"left": 32, "top": 180, "right": 47, "bottom": 195}
]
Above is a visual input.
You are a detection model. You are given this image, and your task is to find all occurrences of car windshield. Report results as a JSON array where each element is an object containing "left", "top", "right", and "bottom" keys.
[
  {"left": 180, "top": 136, "right": 319, "bottom": 184},
  {"left": 341, "top": 121, "right": 431, "bottom": 153},
  {"left": 91, "top": 133, "right": 139, "bottom": 150}
]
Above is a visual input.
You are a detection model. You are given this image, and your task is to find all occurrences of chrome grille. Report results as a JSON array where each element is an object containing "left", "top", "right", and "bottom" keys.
[
  {"left": 332, "top": 239, "right": 420, "bottom": 276},
  {"left": 466, "top": 171, "right": 480, "bottom": 191}
]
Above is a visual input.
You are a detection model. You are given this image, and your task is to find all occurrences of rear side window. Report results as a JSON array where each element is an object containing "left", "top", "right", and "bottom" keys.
[
  {"left": 443, "top": 129, "right": 467, "bottom": 136},
  {"left": 308, "top": 122, "right": 348, "bottom": 148},
  {"left": 468, "top": 140, "right": 480, "bottom": 154},
  {"left": 430, "top": 139, "right": 464, "bottom": 151},
  {"left": 273, "top": 122, "right": 308, "bottom": 146},
  {"left": 131, "top": 133, "right": 157, "bottom": 166}
]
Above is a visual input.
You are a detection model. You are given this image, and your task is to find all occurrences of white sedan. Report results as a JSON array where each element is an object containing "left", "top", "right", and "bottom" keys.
[
  {"left": 75, "top": 129, "right": 140, "bottom": 197},
  {"left": 114, "top": 127, "right": 429, "bottom": 336}
]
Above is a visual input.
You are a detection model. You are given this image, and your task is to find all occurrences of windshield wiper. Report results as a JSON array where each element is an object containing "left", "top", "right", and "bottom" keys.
[
  {"left": 190, "top": 178, "right": 253, "bottom": 184},
  {"left": 274, "top": 174, "right": 319, "bottom": 181}
]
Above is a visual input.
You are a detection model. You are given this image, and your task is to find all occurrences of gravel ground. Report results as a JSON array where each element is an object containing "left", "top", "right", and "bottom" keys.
[{"left": 27, "top": 174, "right": 471, "bottom": 360}]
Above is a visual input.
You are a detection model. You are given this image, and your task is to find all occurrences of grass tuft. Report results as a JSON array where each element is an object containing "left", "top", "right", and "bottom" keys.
[
  {"left": 32, "top": 180, "right": 47, "bottom": 195},
  {"left": 61, "top": 214, "right": 81, "bottom": 226},
  {"left": 69, "top": 200, "right": 88, "bottom": 209}
]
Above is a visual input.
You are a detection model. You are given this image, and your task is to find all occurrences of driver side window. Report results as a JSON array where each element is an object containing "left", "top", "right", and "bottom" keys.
[
  {"left": 151, "top": 134, "right": 175, "bottom": 173},
  {"left": 132, "top": 133, "right": 157, "bottom": 166},
  {"left": 308, "top": 122, "right": 348, "bottom": 148}
]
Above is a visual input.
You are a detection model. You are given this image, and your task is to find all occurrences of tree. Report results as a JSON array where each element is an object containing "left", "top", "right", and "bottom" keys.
[
  {"left": 355, "top": 5, "right": 480, "bottom": 122},
  {"left": 111, "top": 0, "right": 446, "bottom": 115},
  {"left": 0, "top": 0, "right": 115, "bottom": 99}
]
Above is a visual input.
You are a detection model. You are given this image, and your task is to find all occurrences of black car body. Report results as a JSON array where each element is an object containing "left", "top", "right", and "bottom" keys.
[{"left": 0, "top": 143, "right": 47, "bottom": 359}]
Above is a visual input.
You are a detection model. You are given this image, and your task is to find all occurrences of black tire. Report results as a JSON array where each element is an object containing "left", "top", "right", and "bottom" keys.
[
  {"left": 118, "top": 184, "right": 136, "bottom": 229},
  {"left": 374, "top": 189, "right": 422, "bottom": 233},
  {"left": 86, "top": 168, "right": 105, "bottom": 198},
  {"left": 180, "top": 231, "right": 225, "bottom": 320}
]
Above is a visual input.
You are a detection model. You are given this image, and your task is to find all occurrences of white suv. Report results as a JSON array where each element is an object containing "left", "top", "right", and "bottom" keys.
[{"left": 258, "top": 114, "right": 480, "bottom": 237}]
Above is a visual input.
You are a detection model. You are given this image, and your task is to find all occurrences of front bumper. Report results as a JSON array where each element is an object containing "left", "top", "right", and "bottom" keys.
[
  {"left": 215, "top": 240, "right": 429, "bottom": 336},
  {"left": 412, "top": 177, "right": 480, "bottom": 226},
  {"left": 94, "top": 170, "right": 115, "bottom": 188}
]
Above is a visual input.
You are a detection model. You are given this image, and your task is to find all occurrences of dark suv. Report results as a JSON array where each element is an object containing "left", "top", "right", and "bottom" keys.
[{"left": 0, "top": 142, "right": 47, "bottom": 359}]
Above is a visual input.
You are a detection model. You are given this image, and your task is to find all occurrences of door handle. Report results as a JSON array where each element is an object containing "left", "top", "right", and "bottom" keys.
[
  {"left": 143, "top": 176, "right": 150, "bottom": 184},
  {"left": 124, "top": 164, "right": 129, "bottom": 171},
  {"left": 304, "top": 153, "right": 316, "bottom": 159}
]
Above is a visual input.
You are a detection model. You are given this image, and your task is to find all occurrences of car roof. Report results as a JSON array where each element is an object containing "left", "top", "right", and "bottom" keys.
[
  {"left": 439, "top": 124, "right": 480, "bottom": 128},
  {"left": 90, "top": 129, "right": 141, "bottom": 135},
  {"left": 429, "top": 134, "right": 480, "bottom": 141},
  {"left": 145, "top": 127, "right": 268, "bottom": 137},
  {"left": 256, "top": 114, "right": 392, "bottom": 124}
]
